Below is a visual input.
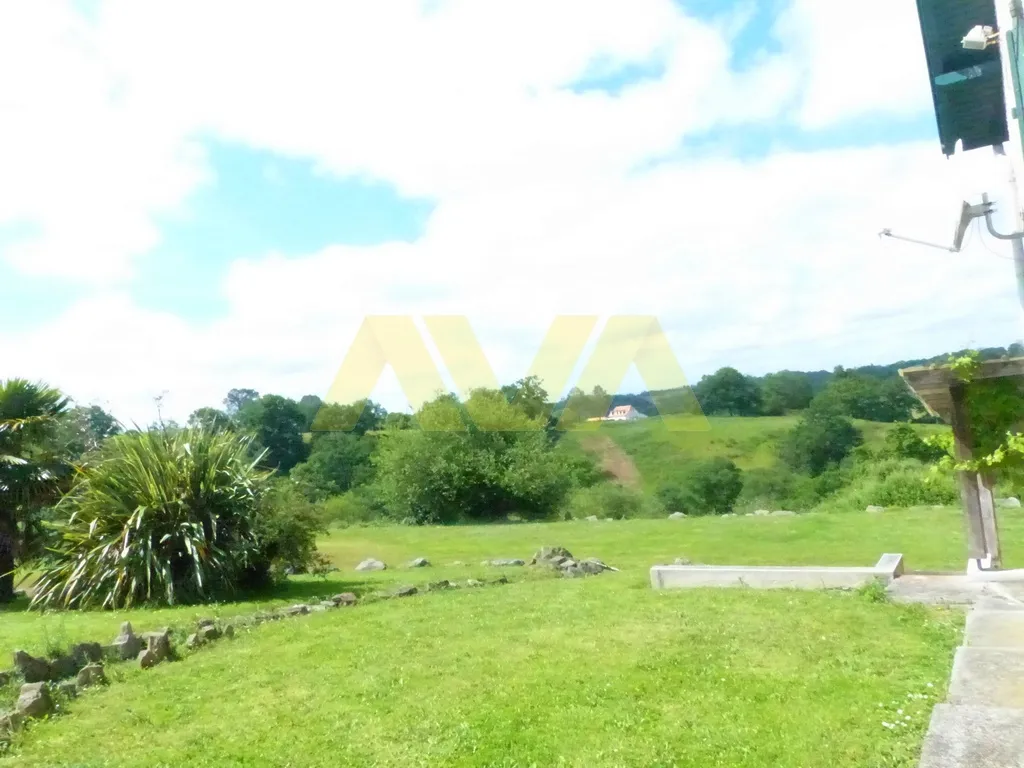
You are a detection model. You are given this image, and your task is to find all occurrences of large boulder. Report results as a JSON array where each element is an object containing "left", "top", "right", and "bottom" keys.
[
  {"left": 112, "top": 622, "right": 143, "bottom": 661},
  {"left": 355, "top": 558, "right": 387, "bottom": 572},
  {"left": 198, "top": 624, "right": 222, "bottom": 642},
  {"left": 16, "top": 682, "right": 53, "bottom": 719},
  {"left": 142, "top": 629, "right": 172, "bottom": 664},
  {"left": 12, "top": 651, "right": 49, "bottom": 683},
  {"left": 531, "top": 547, "right": 574, "bottom": 567},
  {"left": 48, "top": 654, "right": 77, "bottom": 681},
  {"left": 70, "top": 642, "right": 103, "bottom": 667},
  {"left": 76, "top": 663, "right": 107, "bottom": 688}
]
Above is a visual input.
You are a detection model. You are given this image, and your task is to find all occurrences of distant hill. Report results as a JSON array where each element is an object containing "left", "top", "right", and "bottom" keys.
[{"left": 554, "top": 343, "right": 1023, "bottom": 419}]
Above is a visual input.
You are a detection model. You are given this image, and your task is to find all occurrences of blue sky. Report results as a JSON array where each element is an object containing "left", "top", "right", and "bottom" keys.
[{"left": 0, "top": 0, "right": 1021, "bottom": 422}]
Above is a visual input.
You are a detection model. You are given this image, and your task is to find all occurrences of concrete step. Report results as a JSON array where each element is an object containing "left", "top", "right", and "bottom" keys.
[
  {"left": 967, "top": 610, "right": 1024, "bottom": 649},
  {"left": 949, "top": 647, "right": 1024, "bottom": 708},
  {"left": 918, "top": 704, "right": 1024, "bottom": 768}
]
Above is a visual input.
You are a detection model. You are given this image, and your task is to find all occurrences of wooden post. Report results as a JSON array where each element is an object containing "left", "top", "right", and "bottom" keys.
[{"left": 950, "top": 383, "right": 993, "bottom": 562}]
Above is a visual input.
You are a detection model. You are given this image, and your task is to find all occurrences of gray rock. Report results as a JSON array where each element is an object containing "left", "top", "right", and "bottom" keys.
[
  {"left": 390, "top": 585, "right": 418, "bottom": 598},
  {"left": 142, "top": 629, "right": 171, "bottom": 663},
  {"left": 997, "top": 497, "right": 1022, "bottom": 508},
  {"left": 578, "top": 559, "right": 608, "bottom": 575},
  {"left": 407, "top": 557, "right": 430, "bottom": 568},
  {"left": 0, "top": 711, "right": 24, "bottom": 735},
  {"left": 485, "top": 559, "right": 525, "bottom": 567},
  {"left": 284, "top": 605, "right": 310, "bottom": 617},
  {"left": 673, "top": 557, "right": 691, "bottom": 566},
  {"left": 12, "top": 651, "right": 49, "bottom": 683},
  {"left": 771, "top": 510, "right": 796, "bottom": 517},
  {"left": 48, "top": 655, "right": 77, "bottom": 681},
  {"left": 753, "top": 509, "right": 771, "bottom": 516},
  {"left": 355, "top": 558, "right": 387, "bottom": 572},
  {"left": 561, "top": 559, "right": 578, "bottom": 569},
  {"left": 112, "top": 622, "right": 143, "bottom": 661},
  {"left": 310, "top": 604, "right": 328, "bottom": 613},
  {"left": 668, "top": 512, "right": 687, "bottom": 520},
  {"left": 198, "top": 624, "right": 221, "bottom": 642},
  {"left": 531, "top": 546, "right": 574, "bottom": 567},
  {"left": 186, "top": 633, "right": 203, "bottom": 649},
  {"left": 70, "top": 642, "right": 103, "bottom": 666},
  {"left": 562, "top": 565, "right": 585, "bottom": 578},
  {"left": 56, "top": 680, "right": 77, "bottom": 699},
  {"left": 866, "top": 505, "right": 884, "bottom": 514},
  {"left": 223, "top": 625, "right": 234, "bottom": 639},
  {"left": 492, "top": 575, "right": 509, "bottom": 585},
  {"left": 16, "top": 682, "right": 53, "bottom": 718},
  {"left": 138, "top": 648, "right": 161, "bottom": 669},
  {"left": 465, "top": 579, "right": 485, "bottom": 587},
  {"left": 331, "top": 592, "right": 358, "bottom": 606},
  {"left": 320, "top": 600, "right": 338, "bottom": 609},
  {"left": 427, "top": 580, "right": 455, "bottom": 591},
  {"left": 196, "top": 618, "right": 216, "bottom": 629},
  {"left": 584, "top": 515, "right": 599, "bottom": 521},
  {"left": 76, "top": 663, "right": 106, "bottom": 688}
]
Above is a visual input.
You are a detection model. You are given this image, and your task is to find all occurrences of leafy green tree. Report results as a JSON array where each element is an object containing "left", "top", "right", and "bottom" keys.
[
  {"left": 291, "top": 433, "right": 376, "bottom": 501},
  {"left": 884, "top": 423, "right": 945, "bottom": 463},
  {"left": 188, "top": 407, "right": 233, "bottom": 432},
  {"left": 311, "top": 399, "right": 386, "bottom": 436},
  {"left": 32, "top": 427, "right": 281, "bottom": 609},
  {"left": 296, "top": 395, "right": 324, "bottom": 431},
  {"left": 54, "top": 404, "right": 122, "bottom": 460},
  {"left": 501, "top": 376, "right": 550, "bottom": 420},
  {"left": 0, "top": 380, "right": 71, "bottom": 602},
  {"left": 780, "top": 406, "right": 863, "bottom": 476},
  {"left": 678, "top": 457, "right": 744, "bottom": 515},
  {"left": 811, "top": 373, "right": 916, "bottom": 422},
  {"left": 761, "top": 372, "right": 813, "bottom": 415},
  {"left": 237, "top": 395, "right": 309, "bottom": 473},
  {"left": 694, "top": 368, "right": 763, "bottom": 416},
  {"left": 223, "top": 388, "right": 260, "bottom": 416},
  {"left": 383, "top": 412, "right": 414, "bottom": 430}
]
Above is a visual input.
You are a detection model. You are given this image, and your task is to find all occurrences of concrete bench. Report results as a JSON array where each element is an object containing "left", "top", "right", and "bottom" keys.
[{"left": 649, "top": 554, "right": 904, "bottom": 590}]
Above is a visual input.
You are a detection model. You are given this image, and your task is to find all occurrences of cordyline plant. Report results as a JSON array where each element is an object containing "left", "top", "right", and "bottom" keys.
[{"left": 31, "top": 427, "right": 274, "bottom": 610}]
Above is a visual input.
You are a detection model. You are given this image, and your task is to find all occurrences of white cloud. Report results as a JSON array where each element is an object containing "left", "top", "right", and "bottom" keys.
[
  {"left": 1, "top": 0, "right": 1022, "bottom": 424},
  {"left": 777, "top": 0, "right": 934, "bottom": 129}
]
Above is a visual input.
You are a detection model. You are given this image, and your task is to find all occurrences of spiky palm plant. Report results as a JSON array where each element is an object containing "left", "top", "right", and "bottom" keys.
[
  {"left": 32, "top": 427, "right": 273, "bottom": 609},
  {"left": 0, "top": 379, "right": 70, "bottom": 602}
]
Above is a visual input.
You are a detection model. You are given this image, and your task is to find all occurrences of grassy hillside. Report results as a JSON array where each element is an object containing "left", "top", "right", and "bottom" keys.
[
  {"left": 561, "top": 415, "right": 948, "bottom": 491},
  {"left": 0, "top": 510, "right": 987, "bottom": 767}
]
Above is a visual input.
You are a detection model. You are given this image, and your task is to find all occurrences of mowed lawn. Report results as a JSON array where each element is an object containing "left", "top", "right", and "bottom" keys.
[{"left": 0, "top": 507, "right": 1010, "bottom": 767}]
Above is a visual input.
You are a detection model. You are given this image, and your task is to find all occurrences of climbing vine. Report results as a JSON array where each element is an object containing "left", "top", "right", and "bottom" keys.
[{"left": 927, "top": 351, "right": 1024, "bottom": 487}]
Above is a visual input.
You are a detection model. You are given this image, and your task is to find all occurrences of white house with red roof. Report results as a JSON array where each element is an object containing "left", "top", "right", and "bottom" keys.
[{"left": 604, "top": 404, "right": 647, "bottom": 422}]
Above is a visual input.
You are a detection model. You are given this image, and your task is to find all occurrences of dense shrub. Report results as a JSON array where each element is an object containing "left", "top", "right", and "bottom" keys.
[
  {"left": 32, "top": 427, "right": 277, "bottom": 609},
  {"left": 883, "top": 423, "right": 946, "bottom": 463},
  {"left": 244, "top": 480, "right": 328, "bottom": 586},
  {"left": 684, "top": 458, "right": 743, "bottom": 515},
  {"left": 563, "top": 483, "right": 664, "bottom": 520},
  {"left": 815, "top": 458, "right": 958, "bottom": 512},
  {"left": 735, "top": 465, "right": 820, "bottom": 512},
  {"left": 319, "top": 489, "right": 387, "bottom": 528},
  {"left": 655, "top": 483, "right": 698, "bottom": 515},
  {"left": 290, "top": 433, "right": 376, "bottom": 501},
  {"left": 779, "top": 407, "right": 863, "bottom": 476},
  {"left": 370, "top": 389, "right": 588, "bottom": 524}
]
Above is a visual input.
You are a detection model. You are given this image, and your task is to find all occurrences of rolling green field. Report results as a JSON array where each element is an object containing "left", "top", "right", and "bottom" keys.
[
  {"left": 561, "top": 415, "right": 948, "bottom": 491},
  {"left": 0, "top": 507, "right": 1006, "bottom": 767}
]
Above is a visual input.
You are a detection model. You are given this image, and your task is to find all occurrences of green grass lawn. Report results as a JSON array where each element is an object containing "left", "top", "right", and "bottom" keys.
[{"left": 0, "top": 507, "right": 1002, "bottom": 767}]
